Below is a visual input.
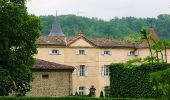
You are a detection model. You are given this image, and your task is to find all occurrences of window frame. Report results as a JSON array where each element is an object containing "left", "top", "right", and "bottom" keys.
[
  {"left": 49, "top": 49, "right": 61, "bottom": 55},
  {"left": 103, "top": 65, "right": 109, "bottom": 76},
  {"left": 42, "top": 73, "right": 49, "bottom": 79},
  {"left": 79, "top": 50, "right": 85, "bottom": 55},
  {"left": 79, "top": 86, "right": 85, "bottom": 96},
  {"left": 79, "top": 65, "right": 86, "bottom": 76},
  {"left": 104, "top": 50, "right": 111, "bottom": 55}
]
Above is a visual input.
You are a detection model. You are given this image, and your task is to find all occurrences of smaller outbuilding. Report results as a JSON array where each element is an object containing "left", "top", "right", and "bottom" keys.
[{"left": 27, "top": 59, "right": 74, "bottom": 96}]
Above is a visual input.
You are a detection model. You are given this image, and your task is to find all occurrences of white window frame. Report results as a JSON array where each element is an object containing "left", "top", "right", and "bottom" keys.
[
  {"left": 79, "top": 86, "right": 85, "bottom": 96},
  {"left": 76, "top": 50, "right": 87, "bottom": 55},
  {"left": 101, "top": 50, "right": 112, "bottom": 56},
  {"left": 49, "top": 49, "right": 61, "bottom": 55},
  {"left": 79, "top": 65, "right": 85, "bottom": 76},
  {"left": 77, "top": 65, "right": 88, "bottom": 76},
  {"left": 102, "top": 65, "right": 109, "bottom": 76},
  {"left": 77, "top": 86, "right": 89, "bottom": 95},
  {"left": 128, "top": 50, "right": 139, "bottom": 56}
]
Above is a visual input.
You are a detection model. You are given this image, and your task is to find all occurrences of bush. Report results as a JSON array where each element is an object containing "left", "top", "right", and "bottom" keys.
[
  {"left": 109, "top": 63, "right": 170, "bottom": 98},
  {"left": 0, "top": 96, "right": 153, "bottom": 100}
]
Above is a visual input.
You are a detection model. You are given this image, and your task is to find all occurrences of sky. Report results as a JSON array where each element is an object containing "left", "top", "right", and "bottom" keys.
[{"left": 26, "top": 0, "right": 170, "bottom": 20}]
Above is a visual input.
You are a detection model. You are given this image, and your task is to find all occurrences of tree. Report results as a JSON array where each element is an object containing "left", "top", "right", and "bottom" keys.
[
  {"left": 88, "top": 85, "right": 96, "bottom": 97},
  {"left": 140, "top": 28, "right": 154, "bottom": 65},
  {"left": 0, "top": 0, "right": 40, "bottom": 96}
]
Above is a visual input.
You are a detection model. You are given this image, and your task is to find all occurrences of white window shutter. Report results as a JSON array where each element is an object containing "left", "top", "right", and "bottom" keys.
[
  {"left": 58, "top": 50, "right": 62, "bottom": 55},
  {"left": 101, "top": 66, "right": 104, "bottom": 76},
  {"left": 127, "top": 51, "right": 131, "bottom": 56},
  {"left": 76, "top": 50, "right": 79, "bottom": 55},
  {"left": 85, "top": 50, "right": 87, "bottom": 55},
  {"left": 135, "top": 51, "right": 139, "bottom": 56},
  {"left": 85, "top": 66, "right": 88, "bottom": 76},
  {"left": 76, "top": 86, "right": 79, "bottom": 94},
  {"left": 102, "top": 87, "right": 105, "bottom": 97},
  {"left": 86, "top": 86, "right": 90, "bottom": 95},
  {"left": 109, "top": 51, "right": 112, "bottom": 55},
  {"left": 48, "top": 50, "right": 52, "bottom": 55},
  {"left": 77, "top": 66, "right": 80, "bottom": 76},
  {"left": 101, "top": 50, "right": 104, "bottom": 55}
]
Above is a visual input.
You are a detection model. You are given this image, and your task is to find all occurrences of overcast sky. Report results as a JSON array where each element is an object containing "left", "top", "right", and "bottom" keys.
[{"left": 26, "top": 0, "right": 170, "bottom": 20}]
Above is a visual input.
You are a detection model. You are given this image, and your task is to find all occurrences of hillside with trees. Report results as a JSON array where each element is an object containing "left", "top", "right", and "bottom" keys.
[{"left": 40, "top": 14, "right": 170, "bottom": 40}]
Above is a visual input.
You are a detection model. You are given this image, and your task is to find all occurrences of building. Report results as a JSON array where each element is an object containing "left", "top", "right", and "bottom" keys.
[
  {"left": 27, "top": 59, "right": 74, "bottom": 96},
  {"left": 33, "top": 13, "right": 170, "bottom": 96}
]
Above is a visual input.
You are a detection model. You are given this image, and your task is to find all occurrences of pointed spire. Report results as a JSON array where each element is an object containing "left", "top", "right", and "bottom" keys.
[{"left": 48, "top": 11, "right": 65, "bottom": 36}]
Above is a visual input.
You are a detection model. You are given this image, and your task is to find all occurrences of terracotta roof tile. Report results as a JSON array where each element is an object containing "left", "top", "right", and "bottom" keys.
[
  {"left": 32, "top": 59, "right": 74, "bottom": 70},
  {"left": 36, "top": 36, "right": 66, "bottom": 46},
  {"left": 36, "top": 29, "right": 159, "bottom": 48},
  {"left": 36, "top": 36, "right": 135, "bottom": 48}
]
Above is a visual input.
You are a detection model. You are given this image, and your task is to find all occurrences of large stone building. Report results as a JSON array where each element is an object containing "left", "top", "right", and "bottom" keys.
[{"left": 32, "top": 13, "right": 170, "bottom": 96}]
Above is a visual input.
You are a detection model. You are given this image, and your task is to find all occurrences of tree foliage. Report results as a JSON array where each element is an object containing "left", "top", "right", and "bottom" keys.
[
  {"left": 0, "top": 0, "right": 40, "bottom": 96},
  {"left": 40, "top": 14, "right": 170, "bottom": 40}
]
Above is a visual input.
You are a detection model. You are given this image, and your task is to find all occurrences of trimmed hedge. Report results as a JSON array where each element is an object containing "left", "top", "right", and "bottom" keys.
[
  {"left": 109, "top": 63, "right": 170, "bottom": 98},
  {"left": 0, "top": 97, "right": 153, "bottom": 100}
]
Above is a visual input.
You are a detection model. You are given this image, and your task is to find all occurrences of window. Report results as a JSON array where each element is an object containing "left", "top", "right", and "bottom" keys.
[
  {"left": 128, "top": 50, "right": 139, "bottom": 56},
  {"left": 42, "top": 73, "right": 49, "bottom": 79},
  {"left": 76, "top": 86, "right": 89, "bottom": 95},
  {"left": 77, "top": 65, "right": 88, "bottom": 76},
  {"left": 104, "top": 51, "right": 111, "bottom": 55},
  {"left": 76, "top": 50, "right": 87, "bottom": 55},
  {"left": 79, "top": 65, "right": 85, "bottom": 76},
  {"left": 79, "top": 87, "right": 85, "bottom": 95},
  {"left": 102, "top": 65, "right": 109, "bottom": 76},
  {"left": 49, "top": 49, "right": 61, "bottom": 55},
  {"left": 101, "top": 50, "right": 111, "bottom": 55},
  {"left": 79, "top": 50, "right": 85, "bottom": 55},
  {"left": 52, "top": 50, "right": 59, "bottom": 54}
]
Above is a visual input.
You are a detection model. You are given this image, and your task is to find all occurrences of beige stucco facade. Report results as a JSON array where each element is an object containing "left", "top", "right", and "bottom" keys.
[
  {"left": 35, "top": 37, "right": 170, "bottom": 97},
  {"left": 27, "top": 71, "right": 72, "bottom": 96}
]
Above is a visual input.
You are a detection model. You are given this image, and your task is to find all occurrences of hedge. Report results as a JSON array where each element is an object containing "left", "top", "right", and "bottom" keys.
[
  {"left": 109, "top": 63, "right": 170, "bottom": 98},
  {"left": 0, "top": 97, "right": 154, "bottom": 100}
]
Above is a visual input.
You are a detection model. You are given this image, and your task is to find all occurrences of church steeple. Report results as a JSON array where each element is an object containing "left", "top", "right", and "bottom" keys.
[{"left": 48, "top": 11, "right": 64, "bottom": 36}]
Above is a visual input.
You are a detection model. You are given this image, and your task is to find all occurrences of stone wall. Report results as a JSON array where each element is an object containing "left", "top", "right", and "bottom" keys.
[{"left": 27, "top": 71, "right": 72, "bottom": 96}]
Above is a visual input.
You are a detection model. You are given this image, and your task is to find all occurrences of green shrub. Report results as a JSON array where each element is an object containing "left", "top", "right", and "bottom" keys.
[
  {"left": 109, "top": 63, "right": 170, "bottom": 98},
  {"left": 0, "top": 96, "right": 153, "bottom": 100}
]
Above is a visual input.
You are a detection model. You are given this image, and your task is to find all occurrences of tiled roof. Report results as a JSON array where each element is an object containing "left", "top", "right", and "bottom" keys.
[
  {"left": 36, "top": 36, "right": 66, "bottom": 46},
  {"left": 36, "top": 29, "right": 160, "bottom": 48},
  {"left": 32, "top": 59, "right": 74, "bottom": 70},
  {"left": 36, "top": 36, "right": 135, "bottom": 48}
]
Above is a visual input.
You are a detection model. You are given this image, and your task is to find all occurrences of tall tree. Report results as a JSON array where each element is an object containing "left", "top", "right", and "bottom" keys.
[{"left": 0, "top": 0, "right": 40, "bottom": 96}]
